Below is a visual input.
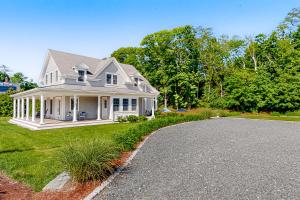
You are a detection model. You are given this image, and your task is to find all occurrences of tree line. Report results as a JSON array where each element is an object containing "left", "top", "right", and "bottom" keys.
[{"left": 112, "top": 8, "right": 300, "bottom": 112}]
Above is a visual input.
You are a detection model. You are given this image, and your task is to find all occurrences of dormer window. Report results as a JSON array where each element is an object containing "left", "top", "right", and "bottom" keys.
[
  {"left": 106, "top": 73, "right": 117, "bottom": 85},
  {"left": 134, "top": 77, "right": 139, "bottom": 87},
  {"left": 78, "top": 70, "right": 85, "bottom": 82}
]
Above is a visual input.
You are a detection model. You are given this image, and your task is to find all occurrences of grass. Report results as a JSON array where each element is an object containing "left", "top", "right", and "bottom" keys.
[
  {"left": 232, "top": 112, "right": 300, "bottom": 122},
  {"left": 0, "top": 117, "right": 137, "bottom": 191}
]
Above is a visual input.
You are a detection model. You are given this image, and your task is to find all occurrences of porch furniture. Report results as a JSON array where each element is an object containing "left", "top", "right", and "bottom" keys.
[
  {"left": 79, "top": 112, "right": 87, "bottom": 120},
  {"left": 65, "top": 111, "right": 73, "bottom": 121}
]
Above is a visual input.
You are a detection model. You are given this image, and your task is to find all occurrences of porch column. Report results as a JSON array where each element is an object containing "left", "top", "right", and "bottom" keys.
[
  {"left": 13, "top": 98, "right": 16, "bottom": 118},
  {"left": 73, "top": 95, "right": 77, "bottom": 122},
  {"left": 40, "top": 95, "right": 44, "bottom": 124},
  {"left": 151, "top": 98, "right": 155, "bottom": 118},
  {"left": 17, "top": 98, "right": 20, "bottom": 118},
  {"left": 109, "top": 96, "right": 113, "bottom": 120},
  {"left": 26, "top": 97, "right": 29, "bottom": 120},
  {"left": 21, "top": 97, "right": 24, "bottom": 119},
  {"left": 32, "top": 96, "right": 36, "bottom": 122},
  {"left": 97, "top": 95, "right": 101, "bottom": 120},
  {"left": 155, "top": 96, "right": 158, "bottom": 111},
  {"left": 61, "top": 96, "right": 66, "bottom": 120}
]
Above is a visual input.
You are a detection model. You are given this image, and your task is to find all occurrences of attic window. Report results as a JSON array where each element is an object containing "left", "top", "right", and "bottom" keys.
[
  {"left": 106, "top": 73, "right": 117, "bottom": 85},
  {"left": 78, "top": 70, "right": 85, "bottom": 82},
  {"left": 134, "top": 77, "right": 139, "bottom": 86}
]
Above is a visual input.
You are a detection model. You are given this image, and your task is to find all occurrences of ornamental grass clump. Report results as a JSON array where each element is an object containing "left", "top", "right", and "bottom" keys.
[{"left": 59, "top": 139, "right": 119, "bottom": 183}]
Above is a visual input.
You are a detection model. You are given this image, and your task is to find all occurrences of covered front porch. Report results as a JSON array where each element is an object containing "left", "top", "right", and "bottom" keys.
[{"left": 10, "top": 88, "right": 158, "bottom": 130}]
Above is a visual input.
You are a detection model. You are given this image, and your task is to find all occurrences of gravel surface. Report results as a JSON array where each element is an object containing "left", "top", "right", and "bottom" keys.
[{"left": 94, "top": 118, "right": 300, "bottom": 200}]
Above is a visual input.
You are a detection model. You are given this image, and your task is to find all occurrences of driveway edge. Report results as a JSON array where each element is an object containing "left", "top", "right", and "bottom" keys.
[{"left": 83, "top": 121, "right": 196, "bottom": 200}]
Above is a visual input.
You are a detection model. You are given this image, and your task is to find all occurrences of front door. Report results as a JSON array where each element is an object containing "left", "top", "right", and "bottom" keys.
[
  {"left": 101, "top": 96, "right": 109, "bottom": 119},
  {"left": 54, "top": 97, "right": 61, "bottom": 120}
]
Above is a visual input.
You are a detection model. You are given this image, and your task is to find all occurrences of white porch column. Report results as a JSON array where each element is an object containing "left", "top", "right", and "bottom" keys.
[
  {"left": 97, "top": 95, "right": 101, "bottom": 120},
  {"left": 109, "top": 96, "right": 113, "bottom": 120},
  {"left": 73, "top": 95, "right": 77, "bottom": 122},
  {"left": 32, "top": 96, "right": 36, "bottom": 122},
  {"left": 155, "top": 96, "right": 158, "bottom": 111},
  {"left": 21, "top": 98, "right": 24, "bottom": 119},
  {"left": 120, "top": 97, "right": 123, "bottom": 112},
  {"left": 26, "top": 97, "right": 29, "bottom": 120},
  {"left": 61, "top": 96, "right": 66, "bottom": 120},
  {"left": 151, "top": 98, "right": 155, "bottom": 118},
  {"left": 13, "top": 98, "right": 16, "bottom": 118},
  {"left": 17, "top": 98, "right": 20, "bottom": 118},
  {"left": 40, "top": 95, "right": 44, "bottom": 124}
]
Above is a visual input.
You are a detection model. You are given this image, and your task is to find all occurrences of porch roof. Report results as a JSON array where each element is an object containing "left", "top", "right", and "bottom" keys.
[{"left": 10, "top": 84, "right": 159, "bottom": 98}]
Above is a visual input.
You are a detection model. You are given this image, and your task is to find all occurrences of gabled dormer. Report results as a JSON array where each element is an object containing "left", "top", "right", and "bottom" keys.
[{"left": 73, "top": 63, "right": 91, "bottom": 83}]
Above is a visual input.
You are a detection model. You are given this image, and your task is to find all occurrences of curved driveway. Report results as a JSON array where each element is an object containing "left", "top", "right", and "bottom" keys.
[{"left": 95, "top": 118, "right": 300, "bottom": 200}]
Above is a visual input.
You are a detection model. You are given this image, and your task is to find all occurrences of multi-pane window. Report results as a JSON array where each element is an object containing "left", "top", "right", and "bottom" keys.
[
  {"left": 123, "top": 98, "right": 129, "bottom": 111},
  {"left": 113, "top": 75, "right": 117, "bottom": 85},
  {"left": 45, "top": 75, "right": 48, "bottom": 85},
  {"left": 134, "top": 77, "right": 138, "bottom": 86},
  {"left": 113, "top": 98, "right": 119, "bottom": 111},
  {"left": 50, "top": 73, "right": 53, "bottom": 84},
  {"left": 106, "top": 73, "right": 117, "bottom": 85},
  {"left": 78, "top": 70, "right": 85, "bottom": 82},
  {"left": 70, "top": 97, "right": 79, "bottom": 111},
  {"left": 56, "top": 70, "right": 58, "bottom": 82},
  {"left": 131, "top": 99, "right": 137, "bottom": 111},
  {"left": 106, "top": 74, "right": 112, "bottom": 84},
  {"left": 50, "top": 99, "right": 53, "bottom": 114}
]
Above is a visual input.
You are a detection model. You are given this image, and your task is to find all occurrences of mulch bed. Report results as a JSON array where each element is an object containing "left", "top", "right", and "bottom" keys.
[{"left": 0, "top": 151, "right": 132, "bottom": 200}]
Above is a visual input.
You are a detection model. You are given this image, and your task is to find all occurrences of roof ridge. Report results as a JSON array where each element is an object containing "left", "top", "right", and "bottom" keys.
[{"left": 48, "top": 49, "right": 108, "bottom": 61}]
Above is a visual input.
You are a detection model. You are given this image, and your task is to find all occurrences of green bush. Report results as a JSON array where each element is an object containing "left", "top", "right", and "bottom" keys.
[
  {"left": 127, "top": 115, "right": 139, "bottom": 123},
  {"left": 59, "top": 140, "right": 119, "bottom": 183},
  {"left": 285, "top": 111, "right": 300, "bottom": 116},
  {"left": 117, "top": 116, "right": 127, "bottom": 123},
  {"left": 114, "top": 110, "right": 214, "bottom": 151},
  {"left": 0, "top": 92, "right": 13, "bottom": 117},
  {"left": 138, "top": 115, "right": 147, "bottom": 121},
  {"left": 271, "top": 112, "right": 281, "bottom": 116}
]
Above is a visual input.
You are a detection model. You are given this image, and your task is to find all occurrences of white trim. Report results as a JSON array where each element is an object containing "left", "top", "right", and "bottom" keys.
[
  {"left": 32, "top": 96, "right": 36, "bottom": 122},
  {"left": 26, "top": 97, "right": 29, "bottom": 120},
  {"left": 13, "top": 98, "right": 16, "bottom": 118},
  {"left": 21, "top": 98, "right": 24, "bottom": 119},
  {"left": 40, "top": 95, "right": 45, "bottom": 124},
  {"left": 97, "top": 95, "right": 101, "bottom": 120},
  {"left": 105, "top": 72, "right": 118, "bottom": 86}
]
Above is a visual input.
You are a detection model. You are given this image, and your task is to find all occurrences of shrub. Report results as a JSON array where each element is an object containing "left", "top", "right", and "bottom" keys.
[
  {"left": 127, "top": 115, "right": 139, "bottom": 123},
  {"left": 59, "top": 140, "right": 119, "bottom": 183},
  {"left": 271, "top": 112, "right": 281, "bottom": 116},
  {"left": 138, "top": 115, "right": 147, "bottom": 121},
  {"left": 114, "top": 111, "right": 214, "bottom": 151},
  {"left": 117, "top": 116, "right": 127, "bottom": 123}
]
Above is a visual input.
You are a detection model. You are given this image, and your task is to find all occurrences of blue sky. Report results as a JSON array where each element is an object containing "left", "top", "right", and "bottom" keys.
[{"left": 0, "top": 0, "right": 299, "bottom": 81}]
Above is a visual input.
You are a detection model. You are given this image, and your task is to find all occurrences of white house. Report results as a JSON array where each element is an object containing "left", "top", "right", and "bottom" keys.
[{"left": 10, "top": 49, "right": 159, "bottom": 130}]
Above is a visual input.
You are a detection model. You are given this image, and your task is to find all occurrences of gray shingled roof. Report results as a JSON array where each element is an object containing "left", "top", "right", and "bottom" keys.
[{"left": 49, "top": 49, "right": 113, "bottom": 76}]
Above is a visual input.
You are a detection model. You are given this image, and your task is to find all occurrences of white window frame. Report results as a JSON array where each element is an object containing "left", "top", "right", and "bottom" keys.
[
  {"left": 131, "top": 98, "right": 137, "bottom": 111},
  {"left": 106, "top": 72, "right": 117, "bottom": 86},
  {"left": 113, "top": 98, "right": 120, "bottom": 111},
  {"left": 77, "top": 70, "right": 86, "bottom": 82},
  {"left": 55, "top": 70, "right": 58, "bottom": 82},
  {"left": 50, "top": 72, "right": 53, "bottom": 84},
  {"left": 123, "top": 98, "right": 129, "bottom": 111},
  {"left": 70, "top": 97, "right": 79, "bottom": 111},
  {"left": 45, "top": 74, "right": 48, "bottom": 85}
]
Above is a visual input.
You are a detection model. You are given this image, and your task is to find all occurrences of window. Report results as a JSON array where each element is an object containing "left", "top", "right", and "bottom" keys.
[
  {"left": 113, "top": 98, "right": 119, "bottom": 111},
  {"left": 45, "top": 74, "right": 48, "bottom": 85},
  {"left": 50, "top": 73, "right": 53, "bottom": 84},
  {"left": 58, "top": 100, "right": 61, "bottom": 115},
  {"left": 78, "top": 70, "right": 85, "bottom": 82},
  {"left": 131, "top": 99, "right": 137, "bottom": 111},
  {"left": 123, "top": 98, "right": 128, "bottom": 111},
  {"left": 104, "top": 99, "right": 107, "bottom": 109},
  {"left": 106, "top": 73, "right": 117, "bottom": 85},
  {"left": 106, "top": 74, "right": 112, "bottom": 84},
  {"left": 113, "top": 75, "right": 117, "bottom": 85},
  {"left": 50, "top": 99, "right": 53, "bottom": 114},
  {"left": 70, "top": 97, "right": 79, "bottom": 111},
  {"left": 134, "top": 77, "right": 138, "bottom": 87},
  {"left": 56, "top": 71, "right": 58, "bottom": 82}
]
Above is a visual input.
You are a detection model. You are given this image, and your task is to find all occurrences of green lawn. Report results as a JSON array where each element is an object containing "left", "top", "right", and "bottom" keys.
[
  {"left": 231, "top": 113, "right": 300, "bottom": 122},
  {"left": 0, "top": 117, "right": 137, "bottom": 191}
]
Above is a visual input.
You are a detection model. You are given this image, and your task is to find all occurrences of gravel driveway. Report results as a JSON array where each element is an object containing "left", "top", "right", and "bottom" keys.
[{"left": 94, "top": 118, "right": 300, "bottom": 200}]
